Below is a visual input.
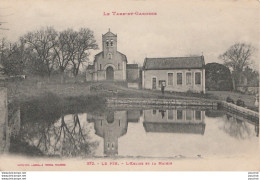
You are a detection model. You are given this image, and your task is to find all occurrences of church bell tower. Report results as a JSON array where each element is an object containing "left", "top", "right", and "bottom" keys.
[{"left": 102, "top": 29, "right": 117, "bottom": 59}]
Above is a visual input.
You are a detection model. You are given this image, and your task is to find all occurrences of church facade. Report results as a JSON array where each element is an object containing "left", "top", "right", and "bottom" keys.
[{"left": 86, "top": 30, "right": 128, "bottom": 81}]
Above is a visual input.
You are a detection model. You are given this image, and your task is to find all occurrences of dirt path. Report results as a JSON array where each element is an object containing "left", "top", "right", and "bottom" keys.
[{"left": 107, "top": 83, "right": 213, "bottom": 101}]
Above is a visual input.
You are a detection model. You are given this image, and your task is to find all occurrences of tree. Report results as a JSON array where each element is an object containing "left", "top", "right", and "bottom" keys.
[
  {"left": 0, "top": 38, "right": 33, "bottom": 76},
  {"left": 205, "top": 63, "right": 233, "bottom": 91},
  {"left": 53, "top": 29, "right": 78, "bottom": 83},
  {"left": 219, "top": 43, "right": 255, "bottom": 90},
  {"left": 220, "top": 114, "right": 253, "bottom": 139},
  {"left": 70, "top": 28, "right": 98, "bottom": 80},
  {"left": 0, "top": 38, "right": 8, "bottom": 64},
  {"left": 22, "top": 27, "right": 58, "bottom": 78},
  {"left": 243, "top": 66, "right": 259, "bottom": 87}
]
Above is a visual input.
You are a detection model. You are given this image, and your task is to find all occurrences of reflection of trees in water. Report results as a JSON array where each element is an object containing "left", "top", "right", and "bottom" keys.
[
  {"left": 205, "top": 110, "right": 225, "bottom": 118},
  {"left": 8, "top": 93, "right": 105, "bottom": 157},
  {"left": 219, "top": 114, "right": 253, "bottom": 139},
  {"left": 14, "top": 114, "right": 98, "bottom": 157}
]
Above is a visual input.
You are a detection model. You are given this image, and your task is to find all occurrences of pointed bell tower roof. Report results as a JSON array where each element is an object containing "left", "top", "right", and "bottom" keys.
[{"left": 103, "top": 28, "right": 117, "bottom": 37}]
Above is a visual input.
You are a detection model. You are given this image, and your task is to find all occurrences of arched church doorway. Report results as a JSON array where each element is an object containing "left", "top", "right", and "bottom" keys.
[
  {"left": 106, "top": 66, "right": 114, "bottom": 80},
  {"left": 107, "top": 111, "right": 114, "bottom": 124}
]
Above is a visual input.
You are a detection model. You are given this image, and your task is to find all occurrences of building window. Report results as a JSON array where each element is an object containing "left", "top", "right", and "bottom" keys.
[
  {"left": 100, "top": 64, "right": 102, "bottom": 70},
  {"left": 186, "top": 110, "right": 192, "bottom": 120},
  {"left": 177, "top": 110, "right": 183, "bottom": 120},
  {"left": 106, "top": 41, "right": 109, "bottom": 46},
  {"left": 177, "top": 73, "right": 182, "bottom": 85},
  {"left": 118, "top": 63, "right": 120, "bottom": 70},
  {"left": 153, "top": 109, "right": 156, "bottom": 115},
  {"left": 195, "top": 111, "right": 201, "bottom": 120},
  {"left": 168, "top": 73, "right": 173, "bottom": 86},
  {"left": 152, "top": 78, "right": 156, "bottom": 89},
  {"left": 168, "top": 110, "right": 173, "bottom": 120},
  {"left": 110, "top": 40, "right": 113, "bottom": 46},
  {"left": 111, "top": 143, "right": 114, "bottom": 149},
  {"left": 186, "top": 72, "right": 191, "bottom": 85},
  {"left": 195, "top": 72, "right": 201, "bottom": 85}
]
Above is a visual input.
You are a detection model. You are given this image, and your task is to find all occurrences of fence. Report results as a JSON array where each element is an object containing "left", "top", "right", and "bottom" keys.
[{"left": 221, "top": 101, "right": 259, "bottom": 124}]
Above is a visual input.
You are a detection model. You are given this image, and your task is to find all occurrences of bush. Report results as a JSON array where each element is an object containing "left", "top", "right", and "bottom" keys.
[
  {"left": 218, "top": 80, "right": 233, "bottom": 91},
  {"left": 236, "top": 99, "right": 245, "bottom": 107},
  {"left": 226, "top": 96, "right": 234, "bottom": 104}
]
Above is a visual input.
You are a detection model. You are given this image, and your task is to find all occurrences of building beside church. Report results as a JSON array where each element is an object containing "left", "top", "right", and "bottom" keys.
[
  {"left": 142, "top": 56, "right": 206, "bottom": 93},
  {"left": 143, "top": 108, "right": 205, "bottom": 135},
  {"left": 87, "top": 29, "right": 136, "bottom": 82}
]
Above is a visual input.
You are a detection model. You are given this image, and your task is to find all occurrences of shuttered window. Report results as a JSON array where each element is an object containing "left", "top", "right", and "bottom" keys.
[
  {"left": 177, "top": 110, "right": 183, "bottom": 120},
  {"left": 168, "top": 110, "right": 173, "bottom": 120},
  {"left": 168, "top": 73, "right": 173, "bottom": 85},
  {"left": 177, "top": 73, "right": 182, "bottom": 85},
  {"left": 186, "top": 110, "right": 192, "bottom": 120},
  {"left": 186, "top": 72, "right": 191, "bottom": 85},
  {"left": 195, "top": 111, "right": 201, "bottom": 120},
  {"left": 195, "top": 72, "right": 201, "bottom": 85}
]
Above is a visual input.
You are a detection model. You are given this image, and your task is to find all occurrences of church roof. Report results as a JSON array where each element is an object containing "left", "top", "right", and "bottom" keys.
[
  {"left": 103, "top": 30, "right": 117, "bottom": 37},
  {"left": 95, "top": 52, "right": 103, "bottom": 57},
  {"left": 117, "top": 51, "right": 127, "bottom": 61},
  {"left": 143, "top": 56, "right": 205, "bottom": 70},
  {"left": 94, "top": 51, "right": 127, "bottom": 62}
]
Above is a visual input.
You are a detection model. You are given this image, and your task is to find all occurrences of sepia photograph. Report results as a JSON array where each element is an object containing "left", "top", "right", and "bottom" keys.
[{"left": 0, "top": 0, "right": 259, "bottom": 172}]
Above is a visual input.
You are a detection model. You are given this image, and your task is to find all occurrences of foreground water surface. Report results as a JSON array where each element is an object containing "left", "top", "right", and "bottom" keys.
[{"left": 1, "top": 102, "right": 259, "bottom": 158}]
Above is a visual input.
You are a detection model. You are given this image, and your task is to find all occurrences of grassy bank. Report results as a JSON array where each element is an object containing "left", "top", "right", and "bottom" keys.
[
  {"left": 6, "top": 78, "right": 217, "bottom": 102},
  {"left": 5, "top": 78, "right": 258, "bottom": 112}
]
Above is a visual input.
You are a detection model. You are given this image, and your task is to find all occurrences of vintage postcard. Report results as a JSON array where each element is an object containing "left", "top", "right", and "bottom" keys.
[{"left": 0, "top": 0, "right": 259, "bottom": 171}]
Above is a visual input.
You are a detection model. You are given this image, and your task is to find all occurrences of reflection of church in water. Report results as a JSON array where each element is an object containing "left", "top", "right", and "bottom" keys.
[
  {"left": 87, "top": 108, "right": 207, "bottom": 156},
  {"left": 87, "top": 110, "right": 141, "bottom": 156}
]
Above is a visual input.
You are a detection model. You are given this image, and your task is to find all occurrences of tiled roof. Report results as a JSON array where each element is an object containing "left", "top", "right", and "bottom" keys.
[
  {"left": 103, "top": 31, "right": 116, "bottom": 37},
  {"left": 143, "top": 122, "right": 205, "bottom": 135},
  {"left": 94, "top": 51, "right": 127, "bottom": 62},
  {"left": 126, "top": 64, "right": 138, "bottom": 69},
  {"left": 143, "top": 56, "right": 205, "bottom": 70},
  {"left": 117, "top": 51, "right": 127, "bottom": 62},
  {"left": 95, "top": 52, "right": 103, "bottom": 57}
]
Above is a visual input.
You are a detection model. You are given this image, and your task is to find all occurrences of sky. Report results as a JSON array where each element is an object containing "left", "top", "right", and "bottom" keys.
[{"left": 0, "top": 0, "right": 260, "bottom": 69}]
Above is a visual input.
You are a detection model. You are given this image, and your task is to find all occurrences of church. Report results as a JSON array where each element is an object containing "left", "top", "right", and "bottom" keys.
[
  {"left": 87, "top": 110, "right": 140, "bottom": 156},
  {"left": 86, "top": 29, "right": 138, "bottom": 82}
]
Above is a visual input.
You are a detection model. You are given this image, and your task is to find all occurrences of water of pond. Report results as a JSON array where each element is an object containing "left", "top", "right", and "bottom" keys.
[{"left": 1, "top": 102, "right": 259, "bottom": 158}]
